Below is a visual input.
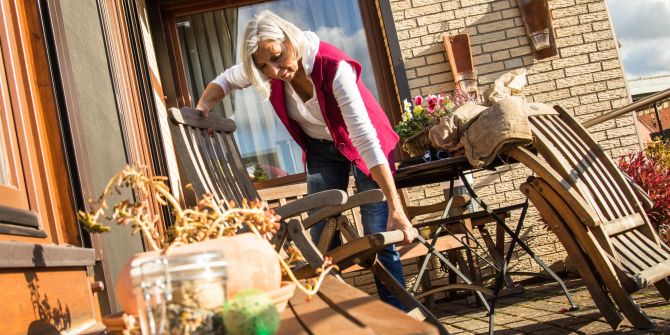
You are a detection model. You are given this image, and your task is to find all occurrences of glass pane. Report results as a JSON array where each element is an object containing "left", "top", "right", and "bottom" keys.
[{"left": 177, "top": 0, "right": 380, "bottom": 180}]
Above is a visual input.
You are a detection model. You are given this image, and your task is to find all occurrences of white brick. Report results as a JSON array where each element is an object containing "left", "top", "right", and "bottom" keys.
[
  {"left": 405, "top": 4, "right": 442, "bottom": 19},
  {"left": 527, "top": 69, "right": 565, "bottom": 84},
  {"left": 416, "top": 11, "right": 456, "bottom": 26},
  {"left": 477, "top": 19, "right": 517, "bottom": 34},
  {"left": 569, "top": 81, "right": 608, "bottom": 96},
  {"left": 557, "top": 73, "right": 593, "bottom": 88},
  {"left": 564, "top": 62, "right": 602, "bottom": 77},
  {"left": 592, "top": 69, "right": 622, "bottom": 82},
  {"left": 491, "top": 50, "right": 511, "bottom": 61},
  {"left": 504, "top": 57, "right": 524, "bottom": 69},
  {"left": 560, "top": 42, "right": 598, "bottom": 58},
  {"left": 482, "top": 39, "right": 520, "bottom": 52},
  {"left": 552, "top": 5, "right": 588, "bottom": 18},
  {"left": 579, "top": 11, "right": 609, "bottom": 24},
  {"left": 470, "top": 31, "right": 507, "bottom": 45},
  {"left": 552, "top": 54, "right": 589, "bottom": 69},
  {"left": 589, "top": 49, "right": 618, "bottom": 62}
]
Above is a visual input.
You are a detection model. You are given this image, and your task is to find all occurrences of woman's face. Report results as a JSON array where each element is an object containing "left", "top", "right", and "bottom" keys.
[{"left": 252, "top": 39, "right": 299, "bottom": 81}]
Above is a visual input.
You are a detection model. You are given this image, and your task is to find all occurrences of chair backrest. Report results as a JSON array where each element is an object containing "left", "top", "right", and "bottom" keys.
[
  {"left": 168, "top": 107, "right": 260, "bottom": 205},
  {"left": 527, "top": 106, "right": 646, "bottom": 227}
]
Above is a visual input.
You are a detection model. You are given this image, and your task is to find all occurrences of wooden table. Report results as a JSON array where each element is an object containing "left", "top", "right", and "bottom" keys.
[
  {"left": 278, "top": 276, "right": 439, "bottom": 335},
  {"left": 101, "top": 276, "right": 438, "bottom": 335}
]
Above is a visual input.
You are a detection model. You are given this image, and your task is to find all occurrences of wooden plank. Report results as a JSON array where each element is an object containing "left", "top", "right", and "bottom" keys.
[
  {"left": 284, "top": 276, "right": 373, "bottom": 334},
  {"left": 397, "top": 235, "right": 463, "bottom": 260},
  {"left": 316, "top": 276, "right": 438, "bottom": 335},
  {"left": 604, "top": 214, "right": 645, "bottom": 237}
]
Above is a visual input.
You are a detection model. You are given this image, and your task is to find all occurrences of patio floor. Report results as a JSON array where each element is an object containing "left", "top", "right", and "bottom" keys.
[{"left": 430, "top": 277, "right": 670, "bottom": 334}]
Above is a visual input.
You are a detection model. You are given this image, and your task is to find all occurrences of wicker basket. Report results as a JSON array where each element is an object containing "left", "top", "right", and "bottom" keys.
[{"left": 401, "top": 130, "right": 431, "bottom": 157}]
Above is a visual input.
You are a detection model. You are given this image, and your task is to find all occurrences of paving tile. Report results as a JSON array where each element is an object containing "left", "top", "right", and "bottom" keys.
[{"left": 432, "top": 278, "right": 669, "bottom": 334}]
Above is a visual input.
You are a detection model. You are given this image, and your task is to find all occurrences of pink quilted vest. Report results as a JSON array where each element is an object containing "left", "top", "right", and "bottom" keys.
[{"left": 268, "top": 42, "right": 399, "bottom": 175}]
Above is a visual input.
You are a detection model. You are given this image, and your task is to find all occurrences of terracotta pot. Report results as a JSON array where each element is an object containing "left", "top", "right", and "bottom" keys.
[{"left": 115, "top": 233, "right": 281, "bottom": 315}]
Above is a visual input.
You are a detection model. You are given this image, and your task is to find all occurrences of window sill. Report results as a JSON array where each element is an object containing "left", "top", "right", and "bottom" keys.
[{"left": 0, "top": 240, "right": 95, "bottom": 268}]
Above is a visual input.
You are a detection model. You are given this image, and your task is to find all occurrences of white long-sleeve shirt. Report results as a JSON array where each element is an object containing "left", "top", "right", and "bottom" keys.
[{"left": 210, "top": 31, "right": 387, "bottom": 170}]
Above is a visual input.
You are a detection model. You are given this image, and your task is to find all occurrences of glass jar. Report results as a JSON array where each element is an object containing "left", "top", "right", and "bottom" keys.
[{"left": 133, "top": 251, "right": 228, "bottom": 335}]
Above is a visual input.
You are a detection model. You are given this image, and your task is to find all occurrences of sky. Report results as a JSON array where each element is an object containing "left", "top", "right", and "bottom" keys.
[{"left": 606, "top": 0, "right": 670, "bottom": 80}]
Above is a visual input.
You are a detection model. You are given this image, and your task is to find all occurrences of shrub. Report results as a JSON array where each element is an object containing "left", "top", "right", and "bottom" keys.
[{"left": 618, "top": 139, "right": 670, "bottom": 246}]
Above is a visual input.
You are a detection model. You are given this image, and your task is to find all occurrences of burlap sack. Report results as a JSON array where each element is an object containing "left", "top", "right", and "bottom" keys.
[
  {"left": 429, "top": 102, "right": 487, "bottom": 151},
  {"left": 460, "top": 97, "right": 533, "bottom": 168}
]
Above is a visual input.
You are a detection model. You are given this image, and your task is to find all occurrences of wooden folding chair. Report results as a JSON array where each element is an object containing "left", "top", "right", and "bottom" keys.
[
  {"left": 168, "top": 107, "right": 448, "bottom": 334},
  {"left": 506, "top": 105, "right": 670, "bottom": 330}
]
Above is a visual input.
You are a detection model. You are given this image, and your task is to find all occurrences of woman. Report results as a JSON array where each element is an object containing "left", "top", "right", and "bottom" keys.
[{"left": 196, "top": 10, "right": 413, "bottom": 309}]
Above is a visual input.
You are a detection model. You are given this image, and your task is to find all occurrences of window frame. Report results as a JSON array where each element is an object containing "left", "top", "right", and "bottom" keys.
[{"left": 154, "top": 0, "right": 408, "bottom": 188}]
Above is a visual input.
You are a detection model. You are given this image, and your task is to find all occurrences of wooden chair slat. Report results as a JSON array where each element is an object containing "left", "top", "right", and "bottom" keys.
[
  {"left": 547, "top": 114, "right": 634, "bottom": 215},
  {"left": 532, "top": 115, "right": 621, "bottom": 220},
  {"left": 186, "top": 126, "right": 218, "bottom": 199},
  {"left": 628, "top": 230, "right": 668, "bottom": 264},
  {"left": 617, "top": 232, "right": 664, "bottom": 269},
  {"left": 529, "top": 120, "right": 612, "bottom": 221},
  {"left": 611, "top": 235, "right": 652, "bottom": 272},
  {"left": 603, "top": 213, "right": 645, "bottom": 237},
  {"left": 553, "top": 106, "right": 645, "bottom": 216},
  {"left": 193, "top": 128, "right": 229, "bottom": 202},
  {"left": 209, "top": 132, "right": 245, "bottom": 204}
]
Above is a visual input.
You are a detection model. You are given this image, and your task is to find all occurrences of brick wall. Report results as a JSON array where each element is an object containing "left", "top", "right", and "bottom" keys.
[{"left": 344, "top": 0, "right": 641, "bottom": 297}]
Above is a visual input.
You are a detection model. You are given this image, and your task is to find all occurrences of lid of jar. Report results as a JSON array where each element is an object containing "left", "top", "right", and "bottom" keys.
[
  {"left": 130, "top": 251, "right": 227, "bottom": 286},
  {"left": 166, "top": 251, "right": 228, "bottom": 281}
]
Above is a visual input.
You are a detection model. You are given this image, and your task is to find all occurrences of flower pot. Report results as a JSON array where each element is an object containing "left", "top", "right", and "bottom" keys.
[
  {"left": 115, "top": 233, "right": 281, "bottom": 316},
  {"left": 401, "top": 130, "right": 432, "bottom": 157}
]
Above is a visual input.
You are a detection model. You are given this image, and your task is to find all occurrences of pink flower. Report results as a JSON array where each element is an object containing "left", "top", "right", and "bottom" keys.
[
  {"left": 413, "top": 95, "right": 423, "bottom": 106},
  {"left": 436, "top": 94, "right": 445, "bottom": 107},
  {"left": 426, "top": 94, "right": 438, "bottom": 113}
]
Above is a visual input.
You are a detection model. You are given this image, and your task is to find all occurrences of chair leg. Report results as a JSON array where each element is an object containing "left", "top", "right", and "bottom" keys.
[
  {"left": 369, "top": 259, "right": 450, "bottom": 335},
  {"left": 529, "top": 179, "right": 655, "bottom": 329},
  {"left": 522, "top": 182, "right": 624, "bottom": 330},
  {"left": 654, "top": 278, "right": 670, "bottom": 301}
]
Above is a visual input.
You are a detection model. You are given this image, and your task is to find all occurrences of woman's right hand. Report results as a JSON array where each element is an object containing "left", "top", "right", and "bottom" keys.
[
  {"left": 195, "top": 103, "right": 211, "bottom": 117},
  {"left": 195, "top": 83, "right": 226, "bottom": 118}
]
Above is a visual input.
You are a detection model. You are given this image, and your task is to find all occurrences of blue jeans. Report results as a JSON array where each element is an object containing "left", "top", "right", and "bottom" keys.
[{"left": 304, "top": 136, "right": 406, "bottom": 310}]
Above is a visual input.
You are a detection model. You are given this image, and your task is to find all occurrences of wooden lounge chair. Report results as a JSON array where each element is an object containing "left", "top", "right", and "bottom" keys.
[
  {"left": 167, "top": 107, "right": 448, "bottom": 334},
  {"left": 505, "top": 105, "right": 670, "bottom": 330}
]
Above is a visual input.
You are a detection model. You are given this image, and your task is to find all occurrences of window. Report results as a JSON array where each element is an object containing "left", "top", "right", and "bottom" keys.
[
  {"left": 0, "top": 42, "right": 30, "bottom": 211},
  {"left": 164, "top": 0, "right": 401, "bottom": 182}
]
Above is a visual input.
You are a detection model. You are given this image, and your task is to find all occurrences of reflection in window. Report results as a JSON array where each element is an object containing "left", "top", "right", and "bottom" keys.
[{"left": 176, "top": 0, "right": 379, "bottom": 180}]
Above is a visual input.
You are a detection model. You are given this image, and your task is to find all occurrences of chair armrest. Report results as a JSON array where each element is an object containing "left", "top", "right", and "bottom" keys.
[
  {"left": 274, "top": 189, "right": 348, "bottom": 219},
  {"left": 301, "top": 189, "right": 386, "bottom": 229},
  {"left": 621, "top": 171, "right": 654, "bottom": 210}
]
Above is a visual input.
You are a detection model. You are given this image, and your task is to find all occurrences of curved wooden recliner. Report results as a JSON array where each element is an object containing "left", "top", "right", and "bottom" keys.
[
  {"left": 167, "top": 107, "right": 448, "bottom": 335},
  {"left": 505, "top": 105, "right": 670, "bottom": 330}
]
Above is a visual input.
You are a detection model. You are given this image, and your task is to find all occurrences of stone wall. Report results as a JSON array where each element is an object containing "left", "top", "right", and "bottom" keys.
[{"left": 343, "top": 0, "right": 640, "bottom": 297}]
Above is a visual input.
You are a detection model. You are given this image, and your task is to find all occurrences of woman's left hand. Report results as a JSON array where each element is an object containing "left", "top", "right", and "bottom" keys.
[{"left": 387, "top": 208, "right": 414, "bottom": 245}]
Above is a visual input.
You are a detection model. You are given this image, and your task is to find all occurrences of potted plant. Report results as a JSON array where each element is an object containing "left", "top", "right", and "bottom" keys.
[
  {"left": 395, "top": 90, "right": 474, "bottom": 157},
  {"left": 79, "top": 165, "right": 335, "bottom": 334}
]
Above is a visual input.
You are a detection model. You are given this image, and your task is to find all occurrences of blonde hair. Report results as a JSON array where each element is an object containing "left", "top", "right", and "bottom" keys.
[{"left": 242, "top": 10, "right": 305, "bottom": 99}]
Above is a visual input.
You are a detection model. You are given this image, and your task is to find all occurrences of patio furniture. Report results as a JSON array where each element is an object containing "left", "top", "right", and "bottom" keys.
[
  {"left": 505, "top": 105, "right": 670, "bottom": 330},
  {"left": 394, "top": 154, "right": 577, "bottom": 334},
  {"left": 167, "top": 107, "right": 449, "bottom": 334}
]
